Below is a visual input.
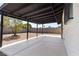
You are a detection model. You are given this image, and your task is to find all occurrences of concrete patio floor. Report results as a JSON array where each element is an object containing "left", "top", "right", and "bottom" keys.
[
  {"left": 0, "top": 35, "right": 67, "bottom": 56},
  {"left": 2, "top": 33, "right": 60, "bottom": 45}
]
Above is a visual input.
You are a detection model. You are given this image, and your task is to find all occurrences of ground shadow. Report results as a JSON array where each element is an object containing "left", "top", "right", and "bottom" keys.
[{"left": 0, "top": 51, "right": 7, "bottom": 56}]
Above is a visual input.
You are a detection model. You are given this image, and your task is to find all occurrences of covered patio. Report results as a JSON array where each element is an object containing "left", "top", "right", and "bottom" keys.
[
  {"left": 0, "top": 3, "right": 68, "bottom": 56},
  {"left": 0, "top": 35, "right": 66, "bottom": 56}
]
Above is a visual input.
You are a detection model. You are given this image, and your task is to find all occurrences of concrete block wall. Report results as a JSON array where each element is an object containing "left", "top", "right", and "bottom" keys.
[{"left": 64, "top": 3, "right": 79, "bottom": 56}]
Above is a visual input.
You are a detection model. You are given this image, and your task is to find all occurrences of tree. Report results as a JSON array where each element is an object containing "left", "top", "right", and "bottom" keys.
[
  {"left": 10, "top": 18, "right": 20, "bottom": 36},
  {"left": 3, "top": 16, "right": 9, "bottom": 28},
  {"left": 10, "top": 18, "right": 32, "bottom": 36},
  {"left": 3, "top": 16, "right": 32, "bottom": 37},
  {"left": 26, "top": 23, "right": 32, "bottom": 29}
]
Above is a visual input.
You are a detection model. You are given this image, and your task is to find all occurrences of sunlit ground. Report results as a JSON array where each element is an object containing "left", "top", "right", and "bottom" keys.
[{"left": 2, "top": 33, "right": 61, "bottom": 46}]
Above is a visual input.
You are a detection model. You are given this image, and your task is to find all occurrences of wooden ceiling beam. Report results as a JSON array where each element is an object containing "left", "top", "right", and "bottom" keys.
[
  {"left": 22, "top": 5, "right": 64, "bottom": 19},
  {"left": 31, "top": 13, "right": 62, "bottom": 22},
  {"left": 28, "top": 9, "right": 63, "bottom": 20},
  {"left": 21, "top": 6, "right": 52, "bottom": 17},
  {"left": 9, "top": 4, "right": 31, "bottom": 14}
]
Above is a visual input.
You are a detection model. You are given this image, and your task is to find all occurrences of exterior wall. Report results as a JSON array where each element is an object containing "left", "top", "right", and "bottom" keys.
[
  {"left": 64, "top": 3, "right": 79, "bottom": 56},
  {"left": 3, "top": 27, "right": 61, "bottom": 34},
  {"left": 30, "top": 27, "right": 61, "bottom": 34}
]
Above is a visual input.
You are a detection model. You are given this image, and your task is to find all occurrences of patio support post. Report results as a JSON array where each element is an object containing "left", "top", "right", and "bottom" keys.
[
  {"left": 61, "top": 20, "right": 63, "bottom": 39},
  {"left": 0, "top": 11, "right": 4, "bottom": 47},
  {"left": 42, "top": 24, "right": 43, "bottom": 34},
  {"left": 61, "top": 10, "right": 64, "bottom": 39},
  {"left": 36, "top": 23, "right": 38, "bottom": 37},
  {"left": 27, "top": 21, "right": 29, "bottom": 40}
]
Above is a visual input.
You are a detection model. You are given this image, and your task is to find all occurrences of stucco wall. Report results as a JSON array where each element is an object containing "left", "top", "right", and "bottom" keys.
[
  {"left": 64, "top": 3, "right": 79, "bottom": 56},
  {"left": 3, "top": 27, "right": 61, "bottom": 34}
]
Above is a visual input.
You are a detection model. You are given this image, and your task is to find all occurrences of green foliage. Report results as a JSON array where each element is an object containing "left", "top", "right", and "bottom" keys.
[
  {"left": 3, "top": 16, "right": 32, "bottom": 36},
  {"left": 3, "top": 16, "right": 9, "bottom": 27},
  {"left": 26, "top": 23, "right": 32, "bottom": 29}
]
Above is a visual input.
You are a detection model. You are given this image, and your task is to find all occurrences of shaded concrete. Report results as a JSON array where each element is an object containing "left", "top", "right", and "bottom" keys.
[
  {"left": 0, "top": 36, "right": 67, "bottom": 56},
  {"left": 0, "top": 51, "right": 7, "bottom": 56}
]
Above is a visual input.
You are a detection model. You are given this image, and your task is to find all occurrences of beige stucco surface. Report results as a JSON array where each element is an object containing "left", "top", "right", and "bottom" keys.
[{"left": 64, "top": 3, "right": 79, "bottom": 56}]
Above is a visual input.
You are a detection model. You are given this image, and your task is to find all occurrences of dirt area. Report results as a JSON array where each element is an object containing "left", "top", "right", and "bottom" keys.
[
  {"left": 2, "top": 33, "right": 42, "bottom": 45},
  {"left": 2, "top": 33, "right": 61, "bottom": 46}
]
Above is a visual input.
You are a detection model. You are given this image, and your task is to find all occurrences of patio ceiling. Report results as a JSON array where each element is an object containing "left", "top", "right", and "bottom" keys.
[{"left": 0, "top": 3, "right": 64, "bottom": 24}]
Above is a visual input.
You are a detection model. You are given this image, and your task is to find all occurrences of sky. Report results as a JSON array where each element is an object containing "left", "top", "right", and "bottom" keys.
[
  {"left": 0, "top": 3, "right": 61, "bottom": 28},
  {"left": 29, "top": 22, "right": 61, "bottom": 28}
]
